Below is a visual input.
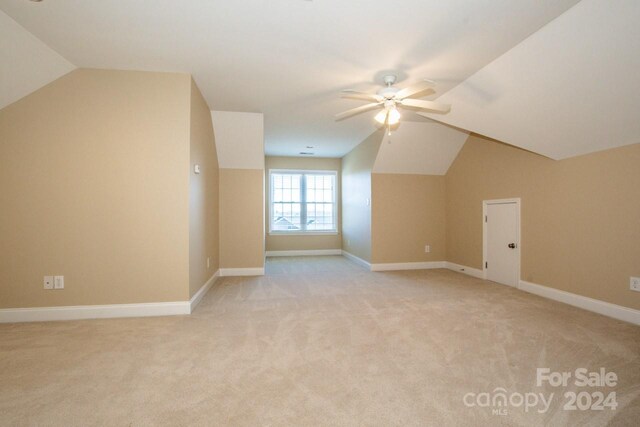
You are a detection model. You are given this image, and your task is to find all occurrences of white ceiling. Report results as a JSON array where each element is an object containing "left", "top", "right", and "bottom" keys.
[
  {"left": 421, "top": 0, "right": 640, "bottom": 160},
  {"left": 373, "top": 121, "right": 469, "bottom": 175},
  {"left": 0, "top": 0, "right": 580, "bottom": 158},
  {"left": 0, "top": 10, "right": 74, "bottom": 109}
]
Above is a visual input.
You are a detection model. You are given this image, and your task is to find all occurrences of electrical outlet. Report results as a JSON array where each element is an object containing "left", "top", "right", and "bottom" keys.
[
  {"left": 631, "top": 277, "right": 640, "bottom": 292},
  {"left": 425, "top": 245, "right": 431, "bottom": 253},
  {"left": 44, "top": 276, "right": 54, "bottom": 290},
  {"left": 54, "top": 276, "right": 64, "bottom": 289}
]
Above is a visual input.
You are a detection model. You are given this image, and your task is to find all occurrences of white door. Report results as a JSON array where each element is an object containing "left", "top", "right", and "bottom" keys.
[{"left": 485, "top": 201, "right": 520, "bottom": 287}]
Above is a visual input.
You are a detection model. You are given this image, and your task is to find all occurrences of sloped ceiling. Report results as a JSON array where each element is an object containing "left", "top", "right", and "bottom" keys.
[
  {"left": 373, "top": 121, "right": 469, "bottom": 175},
  {"left": 0, "top": 0, "right": 580, "bottom": 157},
  {"left": 421, "top": 0, "right": 640, "bottom": 160},
  {"left": 0, "top": 10, "right": 75, "bottom": 110},
  {"left": 211, "top": 111, "right": 265, "bottom": 169}
]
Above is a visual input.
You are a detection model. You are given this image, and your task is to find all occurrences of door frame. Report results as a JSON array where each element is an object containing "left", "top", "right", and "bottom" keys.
[{"left": 482, "top": 198, "right": 521, "bottom": 287}]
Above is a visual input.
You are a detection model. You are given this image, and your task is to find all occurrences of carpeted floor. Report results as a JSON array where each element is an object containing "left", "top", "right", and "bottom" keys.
[{"left": 1, "top": 256, "right": 639, "bottom": 426}]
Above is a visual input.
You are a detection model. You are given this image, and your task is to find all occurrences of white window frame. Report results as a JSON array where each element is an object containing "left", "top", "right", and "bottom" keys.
[{"left": 268, "top": 169, "right": 338, "bottom": 235}]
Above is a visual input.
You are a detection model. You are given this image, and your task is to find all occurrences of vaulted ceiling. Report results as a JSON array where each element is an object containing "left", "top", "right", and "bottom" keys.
[
  {"left": 0, "top": 10, "right": 74, "bottom": 108},
  {"left": 2, "top": 0, "right": 638, "bottom": 161},
  {"left": 420, "top": 0, "right": 640, "bottom": 160}
]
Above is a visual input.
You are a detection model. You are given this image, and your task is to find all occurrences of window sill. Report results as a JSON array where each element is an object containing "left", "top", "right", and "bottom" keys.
[{"left": 268, "top": 231, "right": 339, "bottom": 236}]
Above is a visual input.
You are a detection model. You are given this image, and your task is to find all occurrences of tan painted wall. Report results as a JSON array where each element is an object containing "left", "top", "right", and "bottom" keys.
[
  {"left": 341, "top": 131, "right": 383, "bottom": 262},
  {"left": 219, "top": 169, "right": 265, "bottom": 269},
  {"left": 0, "top": 69, "right": 192, "bottom": 308},
  {"left": 189, "top": 79, "right": 219, "bottom": 297},
  {"left": 372, "top": 174, "right": 446, "bottom": 264},
  {"left": 265, "top": 156, "right": 342, "bottom": 252},
  {"left": 446, "top": 134, "right": 640, "bottom": 310}
]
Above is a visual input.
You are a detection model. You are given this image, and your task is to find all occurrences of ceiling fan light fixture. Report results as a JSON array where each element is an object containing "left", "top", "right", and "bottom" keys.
[
  {"left": 388, "top": 107, "right": 401, "bottom": 125},
  {"left": 374, "top": 109, "right": 388, "bottom": 124},
  {"left": 375, "top": 107, "right": 401, "bottom": 125}
]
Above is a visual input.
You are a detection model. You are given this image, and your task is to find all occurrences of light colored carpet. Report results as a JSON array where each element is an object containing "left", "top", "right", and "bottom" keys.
[{"left": 1, "top": 256, "right": 639, "bottom": 426}]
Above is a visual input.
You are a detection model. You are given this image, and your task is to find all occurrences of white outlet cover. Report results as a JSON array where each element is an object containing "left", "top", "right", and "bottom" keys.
[
  {"left": 631, "top": 277, "right": 640, "bottom": 292},
  {"left": 54, "top": 275, "right": 64, "bottom": 289},
  {"left": 44, "top": 276, "right": 53, "bottom": 290}
]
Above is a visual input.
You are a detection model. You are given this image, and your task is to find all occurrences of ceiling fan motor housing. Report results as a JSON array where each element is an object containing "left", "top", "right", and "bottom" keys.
[
  {"left": 378, "top": 86, "right": 399, "bottom": 99},
  {"left": 383, "top": 75, "right": 397, "bottom": 85},
  {"left": 378, "top": 75, "right": 399, "bottom": 99}
]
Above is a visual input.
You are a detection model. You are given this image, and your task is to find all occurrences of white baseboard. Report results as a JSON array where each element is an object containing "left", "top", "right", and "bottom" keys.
[
  {"left": 219, "top": 267, "right": 264, "bottom": 277},
  {"left": 266, "top": 249, "right": 342, "bottom": 257},
  {"left": 445, "top": 262, "right": 485, "bottom": 279},
  {"left": 519, "top": 280, "right": 640, "bottom": 326},
  {"left": 0, "top": 270, "right": 222, "bottom": 323},
  {"left": 371, "top": 261, "right": 446, "bottom": 272},
  {"left": 189, "top": 270, "right": 219, "bottom": 312},
  {"left": 341, "top": 250, "right": 371, "bottom": 270},
  {"left": 0, "top": 301, "right": 190, "bottom": 324}
]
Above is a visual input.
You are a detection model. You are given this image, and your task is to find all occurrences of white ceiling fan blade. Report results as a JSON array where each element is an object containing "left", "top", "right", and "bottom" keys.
[
  {"left": 395, "top": 80, "right": 436, "bottom": 100},
  {"left": 335, "top": 102, "right": 383, "bottom": 121},
  {"left": 400, "top": 98, "right": 451, "bottom": 114},
  {"left": 341, "top": 90, "right": 384, "bottom": 102}
]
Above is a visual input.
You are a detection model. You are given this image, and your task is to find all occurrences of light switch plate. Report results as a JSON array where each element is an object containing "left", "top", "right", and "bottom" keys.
[
  {"left": 54, "top": 276, "right": 64, "bottom": 289},
  {"left": 44, "top": 276, "right": 54, "bottom": 290},
  {"left": 631, "top": 277, "right": 640, "bottom": 292}
]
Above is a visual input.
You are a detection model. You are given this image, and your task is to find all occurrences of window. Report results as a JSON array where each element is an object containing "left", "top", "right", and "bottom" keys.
[{"left": 269, "top": 170, "right": 337, "bottom": 233}]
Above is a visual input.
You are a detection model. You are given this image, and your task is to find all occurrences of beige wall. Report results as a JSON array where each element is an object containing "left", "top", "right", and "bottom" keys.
[
  {"left": 341, "top": 131, "right": 383, "bottom": 262},
  {"left": 446, "top": 134, "right": 640, "bottom": 310},
  {"left": 189, "top": 79, "right": 219, "bottom": 297},
  {"left": 219, "top": 169, "right": 265, "bottom": 269},
  {"left": 265, "top": 156, "right": 342, "bottom": 252},
  {"left": 372, "top": 174, "right": 446, "bottom": 263},
  {"left": 0, "top": 69, "right": 192, "bottom": 308}
]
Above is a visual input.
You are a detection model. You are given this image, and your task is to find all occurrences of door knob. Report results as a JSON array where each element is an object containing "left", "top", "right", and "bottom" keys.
[{"left": 508, "top": 243, "right": 517, "bottom": 249}]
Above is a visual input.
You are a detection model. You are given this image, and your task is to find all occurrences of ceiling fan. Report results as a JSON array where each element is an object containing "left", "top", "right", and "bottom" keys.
[{"left": 335, "top": 75, "right": 450, "bottom": 129}]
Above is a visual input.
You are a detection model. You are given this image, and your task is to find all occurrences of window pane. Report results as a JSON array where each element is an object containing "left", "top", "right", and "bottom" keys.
[
  {"left": 272, "top": 202, "right": 301, "bottom": 230},
  {"left": 292, "top": 175, "right": 301, "bottom": 201},
  {"left": 323, "top": 175, "right": 331, "bottom": 189},
  {"left": 272, "top": 173, "right": 301, "bottom": 203},
  {"left": 306, "top": 203, "right": 334, "bottom": 231},
  {"left": 306, "top": 176, "right": 314, "bottom": 202}
]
